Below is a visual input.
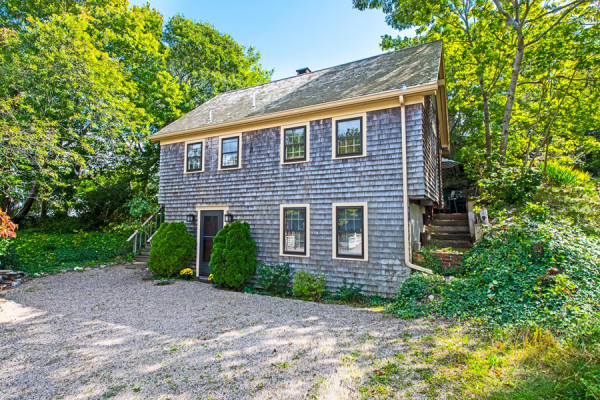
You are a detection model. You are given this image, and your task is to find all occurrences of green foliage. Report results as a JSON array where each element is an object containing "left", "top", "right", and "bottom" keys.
[
  {"left": 333, "top": 279, "right": 365, "bottom": 302},
  {"left": 544, "top": 160, "right": 593, "bottom": 187},
  {"left": 291, "top": 270, "right": 327, "bottom": 301},
  {"left": 479, "top": 166, "right": 542, "bottom": 206},
  {"left": 533, "top": 184, "right": 600, "bottom": 237},
  {"left": 1, "top": 231, "right": 130, "bottom": 274},
  {"left": 209, "top": 221, "right": 257, "bottom": 290},
  {"left": 388, "top": 273, "right": 446, "bottom": 319},
  {"left": 256, "top": 263, "right": 292, "bottom": 295},
  {"left": 148, "top": 222, "right": 195, "bottom": 278},
  {"left": 0, "top": 0, "right": 271, "bottom": 225},
  {"left": 442, "top": 219, "right": 600, "bottom": 336}
]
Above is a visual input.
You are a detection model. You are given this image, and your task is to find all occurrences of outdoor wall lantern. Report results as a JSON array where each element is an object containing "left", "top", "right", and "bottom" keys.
[
  {"left": 224, "top": 212, "right": 234, "bottom": 223},
  {"left": 186, "top": 213, "right": 196, "bottom": 223}
]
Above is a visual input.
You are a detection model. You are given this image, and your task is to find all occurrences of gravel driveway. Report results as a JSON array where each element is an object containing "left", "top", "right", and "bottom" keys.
[{"left": 0, "top": 265, "right": 436, "bottom": 400}]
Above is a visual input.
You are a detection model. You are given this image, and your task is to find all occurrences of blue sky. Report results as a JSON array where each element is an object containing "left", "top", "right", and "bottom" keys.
[{"left": 129, "top": 0, "right": 405, "bottom": 80}]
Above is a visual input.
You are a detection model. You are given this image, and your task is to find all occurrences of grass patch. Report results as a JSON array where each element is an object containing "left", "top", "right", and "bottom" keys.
[{"left": 2, "top": 230, "right": 131, "bottom": 274}]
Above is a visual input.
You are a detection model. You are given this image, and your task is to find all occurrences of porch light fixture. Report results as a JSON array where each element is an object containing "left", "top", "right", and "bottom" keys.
[
  {"left": 186, "top": 213, "right": 196, "bottom": 223},
  {"left": 224, "top": 212, "right": 234, "bottom": 223}
]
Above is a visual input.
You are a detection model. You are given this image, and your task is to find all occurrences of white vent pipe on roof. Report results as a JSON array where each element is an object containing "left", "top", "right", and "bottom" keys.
[
  {"left": 252, "top": 93, "right": 256, "bottom": 108},
  {"left": 208, "top": 110, "right": 212, "bottom": 123},
  {"left": 400, "top": 95, "right": 433, "bottom": 274}
]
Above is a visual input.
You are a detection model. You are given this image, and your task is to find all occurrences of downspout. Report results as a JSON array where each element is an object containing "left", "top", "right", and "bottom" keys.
[{"left": 400, "top": 95, "right": 433, "bottom": 274}]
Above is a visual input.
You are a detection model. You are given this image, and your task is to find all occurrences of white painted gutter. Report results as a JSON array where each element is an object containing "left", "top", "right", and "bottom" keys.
[{"left": 400, "top": 95, "right": 433, "bottom": 274}]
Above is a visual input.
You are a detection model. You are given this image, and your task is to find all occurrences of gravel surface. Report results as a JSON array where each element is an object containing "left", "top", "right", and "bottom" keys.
[{"left": 0, "top": 265, "right": 436, "bottom": 399}]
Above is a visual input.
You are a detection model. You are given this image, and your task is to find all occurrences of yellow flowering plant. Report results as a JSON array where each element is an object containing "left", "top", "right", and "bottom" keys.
[
  {"left": 208, "top": 274, "right": 213, "bottom": 281},
  {"left": 180, "top": 268, "right": 194, "bottom": 280}
]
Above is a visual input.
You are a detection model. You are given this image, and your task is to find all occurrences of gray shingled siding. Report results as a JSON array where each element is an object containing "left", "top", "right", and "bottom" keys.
[
  {"left": 422, "top": 95, "right": 442, "bottom": 204},
  {"left": 158, "top": 106, "right": 426, "bottom": 296}
]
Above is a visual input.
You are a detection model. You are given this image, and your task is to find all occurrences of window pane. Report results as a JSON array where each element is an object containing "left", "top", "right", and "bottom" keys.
[
  {"left": 186, "top": 143, "right": 202, "bottom": 171},
  {"left": 221, "top": 137, "right": 239, "bottom": 167},
  {"left": 284, "top": 127, "right": 305, "bottom": 161},
  {"left": 222, "top": 152, "right": 238, "bottom": 167},
  {"left": 222, "top": 137, "right": 238, "bottom": 154},
  {"left": 284, "top": 208, "right": 306, "bottom": 254},
  {"left": 336, "top": 118, "right": 362, "bottom": 155},
  {"left": 337, "top": 207, "right": 363, "bottom": 257}
]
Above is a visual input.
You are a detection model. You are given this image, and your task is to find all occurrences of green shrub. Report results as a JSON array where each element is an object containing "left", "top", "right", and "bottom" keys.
[
  {"left": 292, "top": 270, "right": 327, "bottom": 301},
  {"left": 544, "top": 160, "right": 592, "bottom": 187},
  {"left": 148, "top": 222, "right": 195, "bottom": 277},
  {"left": 209, "top": 221, "right": 257, "bottom": 290},
  {"left": 388, "top": 273, "right": 446, "bottom": 318},
  {"left": 333, "top": 279, "right": 364, "bottom": 302},
  {"left": 256, "top": 263, "right": 292, "bottom": 295},
  {"left": 480, "top": 166, "right": 542, "bottom": 206},
  {"left": 1, "top": 231, "right": 131, "bottom": 273},
  {"left": 442, "top": 219, "right": 600, "bottom": 336}
]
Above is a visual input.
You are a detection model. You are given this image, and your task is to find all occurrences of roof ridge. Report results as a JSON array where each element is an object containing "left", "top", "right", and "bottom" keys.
[{"left": 217, "top": 40, "right": 442, "bottom": 97}]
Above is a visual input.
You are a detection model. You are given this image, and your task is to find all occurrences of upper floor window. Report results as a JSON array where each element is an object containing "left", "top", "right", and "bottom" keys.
[
  {"left": 185, "top": 141, "right": 203, "bottom": 173},
  {"left": 280, "top": 204, "right": 310, "bottom": 257},
  {"left": 284, "top": 126, "right": 306, "bottom": 162},
  {"left": 281, "top": 123, "right": 310, "bottom": 164},
  {"left": 220, "top": 135, "right": 241, "bottom": 170},
  {"left": 333, "top": 202, "right": 368, "bottom": 261},
  {"left": 332, "top": 114, "right": 367, "bottom": 159}
]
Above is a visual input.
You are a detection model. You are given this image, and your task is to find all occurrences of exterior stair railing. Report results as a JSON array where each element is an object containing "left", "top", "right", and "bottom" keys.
[{"left": 127, "top": 205, "right": 165, "bottom": 254}]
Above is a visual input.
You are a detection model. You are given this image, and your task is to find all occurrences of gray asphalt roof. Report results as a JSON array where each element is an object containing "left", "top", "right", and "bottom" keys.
[{"left": 154, "top": 40, "right": 443, "bottom": 136}]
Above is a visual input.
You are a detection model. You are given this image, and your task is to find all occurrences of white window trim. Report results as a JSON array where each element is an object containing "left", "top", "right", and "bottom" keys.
[
  {"left": 331, "top": 112, "right": 367, "bottom": 160},
  {"left": 280, "top": 123, "right": 310, "bottom": 165},
  {"left": 194, "top": 205, "right": 230, "bottom": 277},
  {"left": 218, "top": 133, "right": 242, "bottom": 171},
  {"left": 279, "top": 203, "right": 310, "bottom": 258},
  {"left": 184, "top": 139, "right": 205, "bottom": 174},
  {"left": 332, "top": 202, "right": 369, "bottom": 261}
]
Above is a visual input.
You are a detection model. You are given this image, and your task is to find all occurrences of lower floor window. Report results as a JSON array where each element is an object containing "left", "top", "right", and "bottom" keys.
[
  {"left": 283, "top": 207, "right": 306, "bottom": 255},
  {"left": 336, "top": 205, "right": 364, "bottom": 258}
]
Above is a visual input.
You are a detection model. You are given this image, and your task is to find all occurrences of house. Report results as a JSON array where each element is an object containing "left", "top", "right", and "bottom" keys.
[{"left": 149, "top": 40, "right": 450, "bottom": 296}]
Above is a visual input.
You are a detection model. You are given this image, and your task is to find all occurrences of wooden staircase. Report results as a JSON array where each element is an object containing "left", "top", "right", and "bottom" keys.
[
  {"left": 133, "top": 246, "right": 150, "bottom": 268},
  {"left": 430, "top": 213, "right": 472, "bottom": 250}
]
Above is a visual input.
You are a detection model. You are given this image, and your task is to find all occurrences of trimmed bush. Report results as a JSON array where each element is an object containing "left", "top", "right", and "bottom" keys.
[
  {"left": 256, "top": 263, "right": 292, "bottom": 295},
  {"left": 292, "top": 270, "right": 327, "bottom": 301},
  {"left": 209, "top": 221, "right": 257, "bottom": 290},
  {"left": 148, "top": 222, "right": 195, "bottom": 277}
]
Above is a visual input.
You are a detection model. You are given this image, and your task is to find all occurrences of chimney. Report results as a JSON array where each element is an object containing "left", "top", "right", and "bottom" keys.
[{"left": 296, "top": 67, "right": 311, "bottom": 75}]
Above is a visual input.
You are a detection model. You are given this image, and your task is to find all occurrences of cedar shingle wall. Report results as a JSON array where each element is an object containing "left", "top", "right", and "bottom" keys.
[
  {"left": 158, "top": 106, "right": 425, "bottom": 296},
  {"left": 422, "top": 95, "right": 442, "bottom": 205}
]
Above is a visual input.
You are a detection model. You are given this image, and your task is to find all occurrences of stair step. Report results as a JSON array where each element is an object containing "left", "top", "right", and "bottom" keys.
[
  {"left": 434, "top": 213, "right": 468, "bottom": 221},
  {"left": 431, "top": 225, "right": 470, "bottom": 234},
  {"left": 140, "top": 250, "right": 150, "bottom": 256},
  {"left": 135, "top": 255, "right": 149, "bottom": 262},
  {"left": 432, "top": 219, "right": 469, "bottom": 227},
  {"left": 132, "top": 261, "right": 147, "bottom": 266},
  {"left": 431, "top": 240, "right": 473, "bottom": 248},
  {"left": 431, "top": 233, "right": 472, "bottom": 241}
]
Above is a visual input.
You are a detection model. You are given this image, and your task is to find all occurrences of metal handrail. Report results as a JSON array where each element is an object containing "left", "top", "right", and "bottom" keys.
[{"left": 127, "top": 205, "right": 164, "bottom": 254}]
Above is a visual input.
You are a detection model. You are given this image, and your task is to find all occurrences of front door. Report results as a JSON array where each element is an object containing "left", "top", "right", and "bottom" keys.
[{"left": 199, "top": 210, "right": 223, "bottom": 275}]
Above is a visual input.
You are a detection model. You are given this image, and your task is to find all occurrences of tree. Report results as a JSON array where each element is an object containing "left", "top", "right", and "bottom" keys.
[
  {"left": 164, "top": 14, "right": 272, "bottom": 110},
  {"left": 0, "top": 0, "right": 272, "bottom": 225},
  {"left": 354, "top": 0, "right": 599, "bottom": 172}
]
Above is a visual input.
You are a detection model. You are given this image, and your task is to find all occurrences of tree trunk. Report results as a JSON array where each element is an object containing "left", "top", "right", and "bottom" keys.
[
  {"left": 37, "top": 200, "right": 47, "bottom": 226},
  {"left": 1, "top": 185, "right": 13, "bottom": 216},
  {"left": 479, "top": 75, "right": 492, "bottom": 161},
  {"left": 499, "top": 34, "right": 525, "bottom": 159},
  {"left": 13, "top": 182, "right": 38, "bottom": 223}
]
